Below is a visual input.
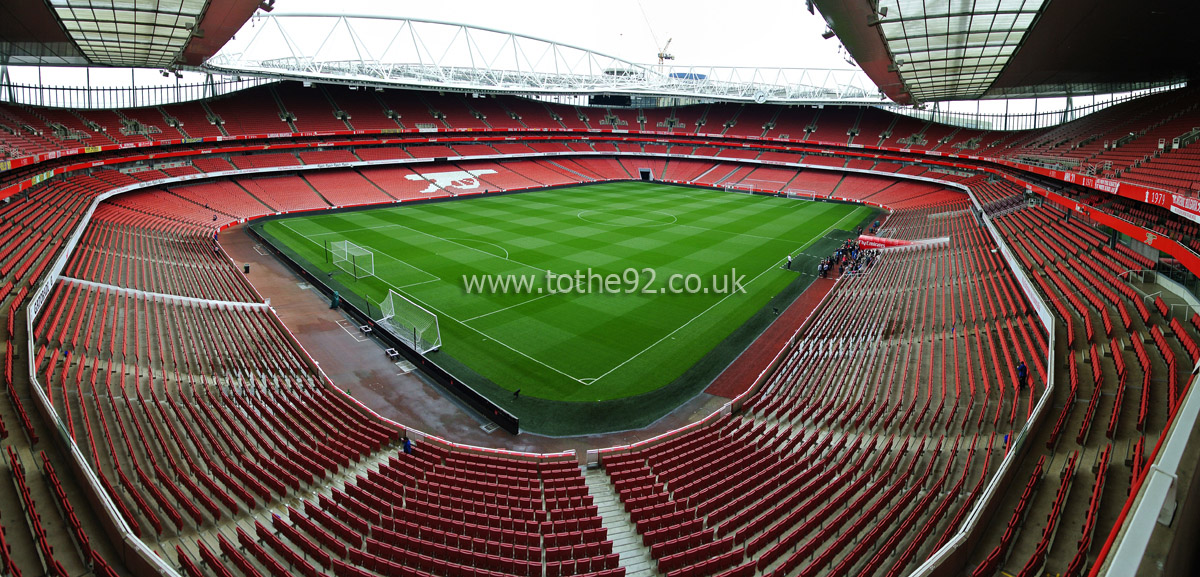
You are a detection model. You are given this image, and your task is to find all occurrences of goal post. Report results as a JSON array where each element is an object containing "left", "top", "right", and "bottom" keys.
[
  {"left": 785, "top": 189, "right": 821, "bottom": 201},
  {"left": 326, "top": 240, "right": 375, "bottom": 280},
  {"left": 378, "top": 289, "right": 441, "bottom": 354},
  {"left": 724, "top": 183, "right": 755, "bottom": 194}
]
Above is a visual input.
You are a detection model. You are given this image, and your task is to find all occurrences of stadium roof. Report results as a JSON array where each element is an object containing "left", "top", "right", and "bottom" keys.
[
  {"left": 0, "top": 0, "right": 262, "bottom": 68},
  {"left": 204, "top": 14, "right": 881, "bottom": 104},
  {"left": 817, "top": 0, "right": 1198, "bottom": 104}
]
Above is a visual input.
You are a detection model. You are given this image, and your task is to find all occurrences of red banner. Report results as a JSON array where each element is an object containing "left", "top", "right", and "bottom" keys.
[{"left": 857, "top": 235, "right": 915, "bottom": 250}]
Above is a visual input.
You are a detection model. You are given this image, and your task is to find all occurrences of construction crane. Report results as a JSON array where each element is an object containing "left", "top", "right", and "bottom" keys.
[{"left": 657, "top": 38, "right": 674, "bottom": 72}]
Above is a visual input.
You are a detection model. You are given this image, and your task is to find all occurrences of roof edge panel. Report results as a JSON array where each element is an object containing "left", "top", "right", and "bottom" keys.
[
  {"left": 813, "top": 0, "right": 911, "bottom": 104},
  {"left": 182, "top": 0, "right": 262, "bottom": 67}
]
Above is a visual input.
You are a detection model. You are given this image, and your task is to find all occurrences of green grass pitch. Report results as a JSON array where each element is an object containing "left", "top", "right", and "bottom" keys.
[{"left": 261, "top": 182, "right": 866, "bottom": 404}]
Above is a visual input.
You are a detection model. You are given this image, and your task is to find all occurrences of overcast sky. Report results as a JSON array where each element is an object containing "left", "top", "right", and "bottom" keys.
[{"left": 265, "top": 0, "right": 854, "bottom": 70}]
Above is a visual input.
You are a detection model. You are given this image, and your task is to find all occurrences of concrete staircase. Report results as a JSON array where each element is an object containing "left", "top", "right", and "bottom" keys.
[{"left": 583, "top": 468, "right": 656, "bottom": 577}]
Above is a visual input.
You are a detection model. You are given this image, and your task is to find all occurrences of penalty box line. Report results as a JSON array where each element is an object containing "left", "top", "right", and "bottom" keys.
[
  {"left": 300, "top": 220, "right": 552, "bottom": 277},
  {"left": 279, "top": 220, "right": 594, "bottom": 387},
  {"left": 282, "top": 220, "right": 441, "bottom": 285}
]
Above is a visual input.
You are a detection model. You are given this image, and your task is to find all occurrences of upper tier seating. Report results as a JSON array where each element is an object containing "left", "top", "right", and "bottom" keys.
[
  {"left": 421, "top": 93, "right": 490, "bottom": 131},
  {"left": 377, "top": 92, "right": 441, "bottom": 130},
  {"left": 207, "top": 85, "right": 292, "bottom": 136},
  {"left": 0, "top": 103, "right": 71, "bottom": 157},
  {"left": 4, "top": 83, "right": 1200, "bottom": 204},
  {"left": 279, "top": 86, "right": 354, "bottom": 132},
  {"left": 325, "top": 86, "right": 404, "bottom": 131},
  {"left": 464, "top": 96, "right": 526, "bottom": 130},
  {"left": 159, "top": 100, "right": 226, "bottom": 138}
]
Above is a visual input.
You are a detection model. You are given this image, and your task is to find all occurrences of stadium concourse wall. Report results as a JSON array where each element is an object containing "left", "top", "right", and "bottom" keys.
[{"left": 5, "top": 124, "right": 1197, "bottom": 575}]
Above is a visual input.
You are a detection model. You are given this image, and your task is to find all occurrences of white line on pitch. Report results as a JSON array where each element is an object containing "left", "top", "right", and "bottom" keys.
[
  {"left": 301, "top": 221, "right": 551, "bottom": 276},
  {"left": 585, "top": 205, "right": 864, "bottom": 385},
  {"left": 278, "top": 222, "right": 590, "bottom": 386},
  {"left": 398, "top": 278, "right": 441, "bottom": 289},
  {"left": 461, "top": 292, "right": 555, "bottom": 324},
  {"left": 280, "top": 220, "right": 440, "bottom": 284}
]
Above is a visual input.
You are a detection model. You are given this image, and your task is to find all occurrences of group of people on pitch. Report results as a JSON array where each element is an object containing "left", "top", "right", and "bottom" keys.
[{"left": 817, "top": 239, "right": 877, "bottom": 278}]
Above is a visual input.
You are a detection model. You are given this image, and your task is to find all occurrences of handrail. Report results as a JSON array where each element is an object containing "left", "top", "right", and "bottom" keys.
[
  {"left": 907, "top": 181, "right": 1057, "bottom": 576},
  {"left": 25, "top": 183, "right": 182, "bottom": 577}
]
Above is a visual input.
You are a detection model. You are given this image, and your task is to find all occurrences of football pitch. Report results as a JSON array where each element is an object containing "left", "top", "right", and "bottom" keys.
[{"left": 259, "top": 182, "right": 869, "bottom": 427}]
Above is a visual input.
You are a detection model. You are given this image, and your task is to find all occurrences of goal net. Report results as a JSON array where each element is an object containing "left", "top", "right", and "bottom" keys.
[
  {"left": 327, "top": 240, "right": 375, "bottom": 280},
  {"left": 785, "top": 189, "right": 821, "bottom": 201},
  {"left": 724, "top": 183, "right": 755, "bottom": 194},
  {"left": 378, "top": 289, "right": 441, "bottom": 354}
]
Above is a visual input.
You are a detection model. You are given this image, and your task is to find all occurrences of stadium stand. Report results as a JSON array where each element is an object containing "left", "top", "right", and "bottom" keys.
[
  {"left": 602, "top": 206, "right": 1040, "bottom": 577},
  {"left": 325, "top": 86, "right": 403, "bottom": 131},
  {"left": 464, "top": 96, "right": 527, "bottom": 130},
  {"left": 765, "top": 107, "right": 819, "bottom": 141},
  {"left": 3, "top": 79, "right": 1200, "bottom": 577},
  {"left": 230, "top": 152, "right": 302, "bottom": 170},
  {"left": 376, "top": 91, "right": 441, "bottom": 130},
  {"left": 422, "top": 93, "right": 491, "bottom": 131},
  {"left": 192, "top": 156, "right": 237, "bottom": 173},
  {"left": 303, "top": 170, "right": 396, "bottom": 207},
  {"left": 354, "top": 147, "right": 412, "bottom": 161},
  {"left": 206, "top": 85, "right": 293, "bottom": 136},
  {"left": 358, "top": 165, "right": 451, "bottom": 200},
  {"left": 237, "top": 175, "right": 331, "bottom": 212},
  {"left": 63, "top": 210, "right": 261, "bottom": 302},
  {"left": 157, "top": 99, "right": 226, "bottom": 138},
  {"left": 279, "top": 86, "right": 355, "bottom": 132},
  {"left": 299, "top": 149, "right": 361, "bottom": 165}
]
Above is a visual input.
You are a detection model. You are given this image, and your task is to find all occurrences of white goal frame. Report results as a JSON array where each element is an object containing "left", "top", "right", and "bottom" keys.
[
  {"left": 378, "top": 289, "right": 441, "bottom": 354},
  {"left": 785, "top": 189, "right": 821, "bottom": 201},
  {"left": 328, "top": 240, "right": 375, "bottom": 280},
  {"left": 724, "top": 183, "right": 755, "bottom": 194}
]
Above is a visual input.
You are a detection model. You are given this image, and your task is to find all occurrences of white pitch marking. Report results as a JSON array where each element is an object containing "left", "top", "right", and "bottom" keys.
[
  {"left": 280, "top": 222, "right": 592, "bottom": 386},
  {"left": 583, "top": 205, "right": 867, "bottom": 385},
  {"left": 461, "top": 292, "right": 555, "bottom": 324}
]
